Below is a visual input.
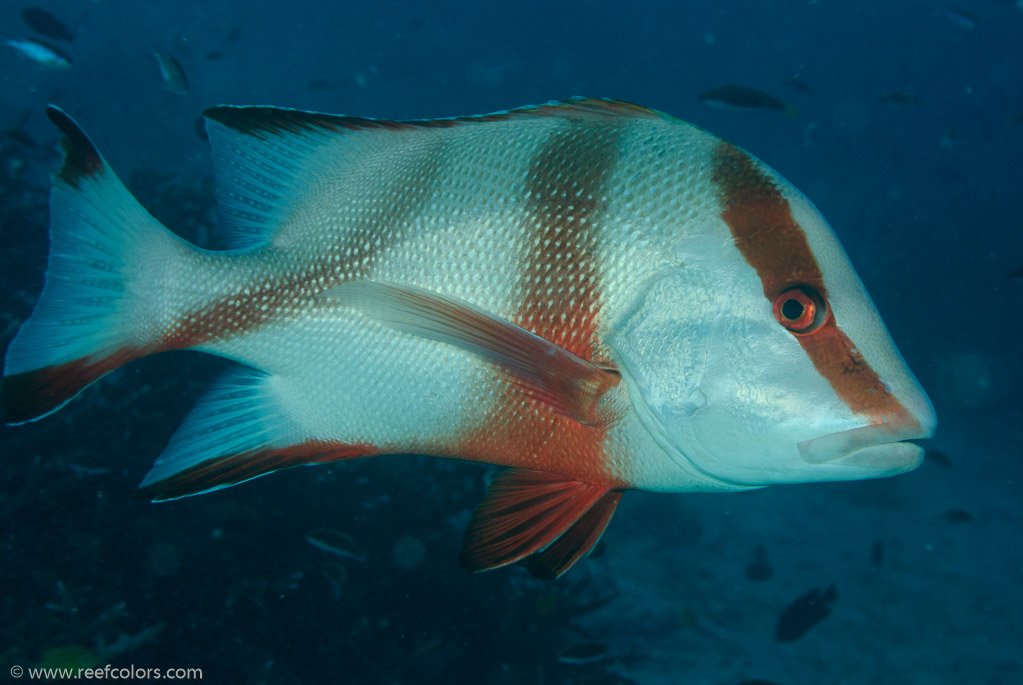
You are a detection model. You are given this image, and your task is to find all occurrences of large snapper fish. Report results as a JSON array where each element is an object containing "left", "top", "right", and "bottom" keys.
[{"left": 2, "top": 99, "right": 935, "bottom": 578}]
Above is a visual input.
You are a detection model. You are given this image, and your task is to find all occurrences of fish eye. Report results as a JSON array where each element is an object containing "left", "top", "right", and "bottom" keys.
[{"left": 773, "top": 286, "right": 827, "bottom": 334}]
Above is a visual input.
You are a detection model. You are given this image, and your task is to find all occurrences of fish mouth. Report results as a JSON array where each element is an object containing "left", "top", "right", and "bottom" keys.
[{"left": 797, "top": 422, "right": 931, "bottom": 472}]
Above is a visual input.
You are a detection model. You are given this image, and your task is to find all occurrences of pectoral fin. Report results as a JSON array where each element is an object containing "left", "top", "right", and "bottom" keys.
[{"left": 323, "top": 281, "right": 619, "bottom": 426}]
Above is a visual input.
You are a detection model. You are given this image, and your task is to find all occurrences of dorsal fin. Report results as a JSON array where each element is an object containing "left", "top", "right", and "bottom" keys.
[
  {"left": 207, "top": 97, "right": 665, "bottom": 138},
  {"left": 201, "top": 98, "right": 666, "bottom": 249},
  {"left": 202, "top": 107, "right": 333, "bottom": 249}
]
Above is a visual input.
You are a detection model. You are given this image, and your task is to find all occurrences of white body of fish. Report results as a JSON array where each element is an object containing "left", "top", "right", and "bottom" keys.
[{"left": 2, "top": 99, "right": 935, "bottom": 576}]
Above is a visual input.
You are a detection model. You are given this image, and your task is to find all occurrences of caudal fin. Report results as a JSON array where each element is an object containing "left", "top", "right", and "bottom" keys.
[{"left": 2, "top": 106, "right": 193, "bottom": 424}]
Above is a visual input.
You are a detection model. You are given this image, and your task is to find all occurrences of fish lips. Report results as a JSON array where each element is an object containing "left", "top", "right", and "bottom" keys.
[{"left": 797, "top": 422, "right": 932, "bottom": 474}]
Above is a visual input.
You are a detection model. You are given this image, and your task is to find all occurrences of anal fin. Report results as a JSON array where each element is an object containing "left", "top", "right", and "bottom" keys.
[
  {"left": 138, "top": 367, "right": 377, "bottom": 501},
  {"left": 140, "top": 441, "right": 376, "bottom": 502},
  {"left": 458, "top": 468, "right": 618, "bottom": 576}
]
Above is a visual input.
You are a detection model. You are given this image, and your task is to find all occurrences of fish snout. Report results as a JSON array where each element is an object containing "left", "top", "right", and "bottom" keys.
[{"left": 797, "top": 390, "right": 936, "bottom": 474}]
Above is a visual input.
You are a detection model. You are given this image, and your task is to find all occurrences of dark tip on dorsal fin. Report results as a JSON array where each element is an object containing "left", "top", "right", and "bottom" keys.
[
  {"left": 543, "top": 96, "right": 665, "bottom": 120},
  {"left": 46, "top": 106, "right": 104, "bottom": 189},
  {"left": 203, "top": 98, "right": 667, "bottom": 141},
  {"left": 202, "top": 106, "right": 356, "bottom": 137},
  {"left": 203, "top": 105, "right": 467, "bottom": 138}
]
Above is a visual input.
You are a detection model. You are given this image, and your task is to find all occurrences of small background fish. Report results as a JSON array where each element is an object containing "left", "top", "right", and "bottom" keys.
[
  {"left": 878, "top": 90, "right": 921, "bottom": 106},
  {"left": 775, "top": 585, "right": 838, "bottom": 642},
  {"left": 2, "top": 36, "right": 72, "bottom": 69},
  {"left": 151, "top": 50, "right": 190, "bottom": 95},
  {"left": 934, "top": 7, "right": 978, "bottom": 30},
  {"left": 698, "top": 85, "right": 797, "bottom": 115}
]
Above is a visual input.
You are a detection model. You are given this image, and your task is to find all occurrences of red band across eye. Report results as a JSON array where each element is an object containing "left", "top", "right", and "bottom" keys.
[{"left": 773, "top": 287, "right": 826, "bottom": 333}]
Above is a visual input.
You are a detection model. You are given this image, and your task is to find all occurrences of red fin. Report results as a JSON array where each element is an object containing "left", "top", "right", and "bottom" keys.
[
  {"left": 520, "top": 490, "right": 622, "bottom": 579},
  {"left": 139, "top": 441, "right": 376, "bottom": 501},
  {"left": 2, "top": 348, "right": 142, "bottom": 425},
  {"left": 325, "top": 281, "right": 620, "bottom": 426},
  {"left": 458, "top": 468, "right": 610, "bottom": 573}
]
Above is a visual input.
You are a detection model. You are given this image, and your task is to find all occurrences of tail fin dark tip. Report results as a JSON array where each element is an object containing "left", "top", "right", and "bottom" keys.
[
  {"left": 3, "top": 372, "right": 49, "bottom": 425},
  {"left": 2, "top": 348, "right": 141, "bottom": 425},
  {"left": 3, "top": 365, "right": 84, "bottom": 425},
  {"left": 46, "top": 106, "right": 104, "bottom": 189}
]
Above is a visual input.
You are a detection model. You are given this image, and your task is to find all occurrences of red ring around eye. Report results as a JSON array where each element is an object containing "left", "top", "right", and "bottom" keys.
[{"left": 773, "top": 287, "right": 824, "bottom": 333}]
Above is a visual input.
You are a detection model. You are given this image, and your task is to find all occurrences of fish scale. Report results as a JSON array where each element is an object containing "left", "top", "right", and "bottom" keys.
[{"left": 1, "top": 99, "right": 935, "bottom": 578}]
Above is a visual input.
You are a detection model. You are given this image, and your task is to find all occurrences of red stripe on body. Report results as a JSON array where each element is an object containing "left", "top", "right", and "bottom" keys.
[
  {"left": 454, "top": 119, "right": 627, "bottom": 487},
  {"left": 157, "top": 273, "right": 308, "bottom": 350},
  {"left": 712, "top": 142, "right": 915, "bottom": 425},
  {"left": 456, "top": 408, "right": 620, "bottom": 488},
  {"left": 159, "top": 136, "right": 447, "bottom": 351}
]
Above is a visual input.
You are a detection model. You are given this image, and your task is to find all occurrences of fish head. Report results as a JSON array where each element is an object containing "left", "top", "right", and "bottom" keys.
[{"left": 607, "top": 144, "right": 935, "bottom": 489}]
